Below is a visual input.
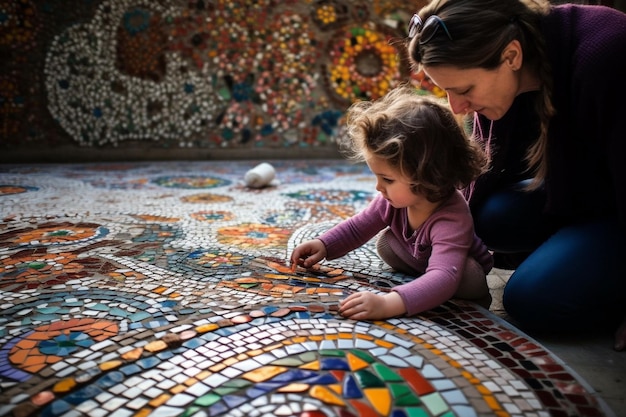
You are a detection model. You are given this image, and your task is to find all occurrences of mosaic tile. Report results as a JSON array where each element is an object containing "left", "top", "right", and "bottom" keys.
[{"left": 0, "top": 160, "right": 615, "bottom": 417}]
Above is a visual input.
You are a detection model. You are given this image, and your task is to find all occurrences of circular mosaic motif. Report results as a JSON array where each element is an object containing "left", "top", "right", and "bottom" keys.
[
  {"left": 0, "top": 251, "right": 86, "bottom": 291},
  {"left": 152, "top": 175, "right": 231, "bottom": 189},
  {"left": 0, "top": 185, "right": 38, "bottom": 195},
  {"left": 284, "top": 189, "right": 373, "bottom": 204},
  {"left": 186, "top": 249, "right": 245, "bottom": 269},
  {"left": 325, "top": 24, "right": 404, "bottom": 103},
  {"left": 180, "top": 193, "right": 234, "bottom": 204},
  {"left": 191, "top": 210, "right": 235, "bottom": 222},
  {"left": 0, "top": 222, "right": 109, "bottom": 248},
  {"left": 217, "top": 223, "right": 292, "bottom": 249}
]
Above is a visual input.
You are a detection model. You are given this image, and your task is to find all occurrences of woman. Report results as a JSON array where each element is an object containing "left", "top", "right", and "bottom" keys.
[{"left": 406, "top": 0, "right": 626, "bottom": 350}]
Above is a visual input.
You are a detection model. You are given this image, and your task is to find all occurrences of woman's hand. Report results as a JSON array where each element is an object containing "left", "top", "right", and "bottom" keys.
[
  {"left": 290, "top": 239, "right": 327, "bottom": 269},
  {"left": 338, "top": 291, "right": 406, "bottom": 320}
]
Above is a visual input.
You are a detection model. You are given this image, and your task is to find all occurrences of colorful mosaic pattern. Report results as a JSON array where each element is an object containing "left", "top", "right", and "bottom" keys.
[
  {"left": 0, "top": 160, "right": 613, "bottom": 417},
  {"left": 1, "top": 0, "right": 442, "bottom": 151}
]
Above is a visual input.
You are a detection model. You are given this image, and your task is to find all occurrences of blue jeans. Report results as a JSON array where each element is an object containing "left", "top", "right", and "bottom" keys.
[{"left": 473, "top": 183, "right": 626, "bottom": 333}]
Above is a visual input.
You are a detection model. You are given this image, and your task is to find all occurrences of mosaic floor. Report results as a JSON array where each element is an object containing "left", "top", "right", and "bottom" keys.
[{"left": 0, "top": 160, "right": 614, "bottom": 417}]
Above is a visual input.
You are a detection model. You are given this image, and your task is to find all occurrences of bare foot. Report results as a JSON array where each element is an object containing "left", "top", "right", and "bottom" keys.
[{"left": 614, "top": 316, "right": 626, "bottom": 351}]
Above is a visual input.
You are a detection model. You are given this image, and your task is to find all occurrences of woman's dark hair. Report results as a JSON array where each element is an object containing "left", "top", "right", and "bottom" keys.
[
  {"left": 341, "top": 84, "right": 488, "bottom": 203},
  {"left": 407, "top": 0, "right": 555, "bottom": 189}
]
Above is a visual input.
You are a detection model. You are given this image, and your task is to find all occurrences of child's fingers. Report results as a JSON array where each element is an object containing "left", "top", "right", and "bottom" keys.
[
  {"left": 338, "top": 294, "right": 358, "bottom": 314},
  {"left": 289, "top": 252, "right": 309, "bottom": 271},
  {"left": 289, "top": 246, "right": 308, "bottom": 268}
]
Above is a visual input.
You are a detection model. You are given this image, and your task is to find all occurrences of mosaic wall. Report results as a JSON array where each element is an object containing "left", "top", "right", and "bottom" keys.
[{"left": 0, "top": 0, "right": 443, "bottom": 158}]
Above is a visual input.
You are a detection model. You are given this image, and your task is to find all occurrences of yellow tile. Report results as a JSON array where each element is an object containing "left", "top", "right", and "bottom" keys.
[
  {"left": 99, "top": 360, "right": 123, "bottom": 371},
  {"left": 121, "top": 348, "right": 144, "bottom": 361},
  {"left": 132, "top": 409, "right": 152, "bottom": 417},
  {"left": 149, "top": 394, "right": 171, "bottom": 407},
  {"left": 170, "top": 384, "right": 187, "bottom": 394},
  {"left": 196, "top": 323, "right": 219, "bottom": 333},
  {"left": 144, "top": 340, "right": 168, "bottom": 353},
  {"left": 299, "top": 360, "right": 320, "bottom": 370},
  {"left": 263, "top": 343, "right": 283, "bottom": 351},
  {"left": 364, "top": 388, "right": 391, "bottom": 416},
  {"left": 328, "top": 383, "right": 342, "bottom": 395},
  {"left": 52, "top": 378, "right": 76, "bottom": 393},
  {"left": 184, "top": 377, "right": 197, "bottom": 387},
  {"left": 242, "top": 366, "right": 287, "bottom": 383},
  {"left": 346, "top": 352, "right": 369, "bottom": 372},
  {"left": 484, "top": 395, "right": 503, "bottom": 411},
  {"left": 210, "top": 363, "right": 226, "bottom": 372},
  {"left": 196, "top": 370, "right": 211, "bottom": 380},
  {"left": 374, "top": 339, "right": 394, "bottom": 349},
  {"left": 277, "top": 383, "right": 309, "bottom": 393},
  {"left": 223, "top": 357, "right": 238, "bottom": 367}
]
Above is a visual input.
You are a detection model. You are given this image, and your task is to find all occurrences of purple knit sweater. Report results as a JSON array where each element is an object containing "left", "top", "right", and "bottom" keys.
[
  {"left": 470, "top": 5, "right": 626, "bottom": 229},
  {"left": 318, "top": 191, "right": 493, "bottom": 316}
]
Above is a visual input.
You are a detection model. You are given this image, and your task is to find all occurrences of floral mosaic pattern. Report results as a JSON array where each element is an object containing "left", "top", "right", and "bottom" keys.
[{"left": 0, "top": 160, "right": 614, "bottom": 417}]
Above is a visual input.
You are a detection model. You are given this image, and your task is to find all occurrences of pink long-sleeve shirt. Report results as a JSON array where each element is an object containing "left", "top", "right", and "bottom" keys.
[{"left": 318, "top": 191, "right": 493, "bottom": 315}]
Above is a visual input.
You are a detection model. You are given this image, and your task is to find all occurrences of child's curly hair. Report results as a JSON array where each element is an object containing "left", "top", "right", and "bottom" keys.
[{"left": 341, "top": 84, "right": 489, "bottom": 203}]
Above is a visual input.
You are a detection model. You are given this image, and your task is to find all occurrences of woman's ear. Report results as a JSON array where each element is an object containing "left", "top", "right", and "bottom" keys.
[{"left": 502, "top": 40, "right": 523, "bottom": 71}]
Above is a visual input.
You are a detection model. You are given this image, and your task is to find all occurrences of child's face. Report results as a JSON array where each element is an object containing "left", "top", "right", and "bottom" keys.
[{"left": 366, "top": 155, "right": 426, "bottom": 209}]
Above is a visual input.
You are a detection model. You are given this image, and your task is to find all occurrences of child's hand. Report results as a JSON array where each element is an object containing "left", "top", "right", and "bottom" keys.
[
  {"left": 290, "top": 239, "right": 327, "bottom": 269},
  {"left": 338, "top": 291, "right": 406, "bottom": 320}
]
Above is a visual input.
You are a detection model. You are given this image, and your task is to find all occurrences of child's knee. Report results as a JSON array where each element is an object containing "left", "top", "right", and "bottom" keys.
[{"left": 455, "top": 257, "right": 489, "bottom": 300}]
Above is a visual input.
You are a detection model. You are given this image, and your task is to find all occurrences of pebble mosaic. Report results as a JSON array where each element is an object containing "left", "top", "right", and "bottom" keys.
[{"left": 0, "top": 160, "right": 613, "bottom": 417}]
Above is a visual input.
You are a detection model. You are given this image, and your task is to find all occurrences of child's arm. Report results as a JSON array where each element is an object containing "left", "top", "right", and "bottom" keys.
[
  {"left": 378, "top": 193, "right": 487, "bottom": 318},
  {"left": 338, "top": 291, "right": 405, "bottom": 320},
  {"left": 289, "top": 195, "right": 391, "bottom": 269},
  {"left": 393, "top": 202, "right": 481, "bottom": 316}
]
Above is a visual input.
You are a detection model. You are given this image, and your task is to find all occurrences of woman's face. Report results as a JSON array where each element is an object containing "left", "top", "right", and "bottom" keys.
[
  {"left": 420, "top": 40, "right": 528, "bottom": 121},
  {"left": 423, "top": 62, "right": 519, "bottom": 121}
]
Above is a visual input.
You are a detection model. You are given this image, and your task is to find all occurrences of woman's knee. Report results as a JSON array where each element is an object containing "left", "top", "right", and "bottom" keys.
[
  {"left": 502, "top": 221, "right": 626, "bottom": 331},
  {"left": 473, "top": 186, "right": 553, "bottom": 252}
]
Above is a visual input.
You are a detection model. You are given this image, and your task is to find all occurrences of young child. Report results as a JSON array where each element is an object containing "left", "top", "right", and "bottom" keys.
[{"left": 290, "top": 85, "right": 494, "bottom": 320}]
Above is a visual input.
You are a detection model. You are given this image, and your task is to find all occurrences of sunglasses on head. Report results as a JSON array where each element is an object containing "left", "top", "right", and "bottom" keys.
[{"left": 408, "top": 14, "right": 453, "bottom": 44}]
